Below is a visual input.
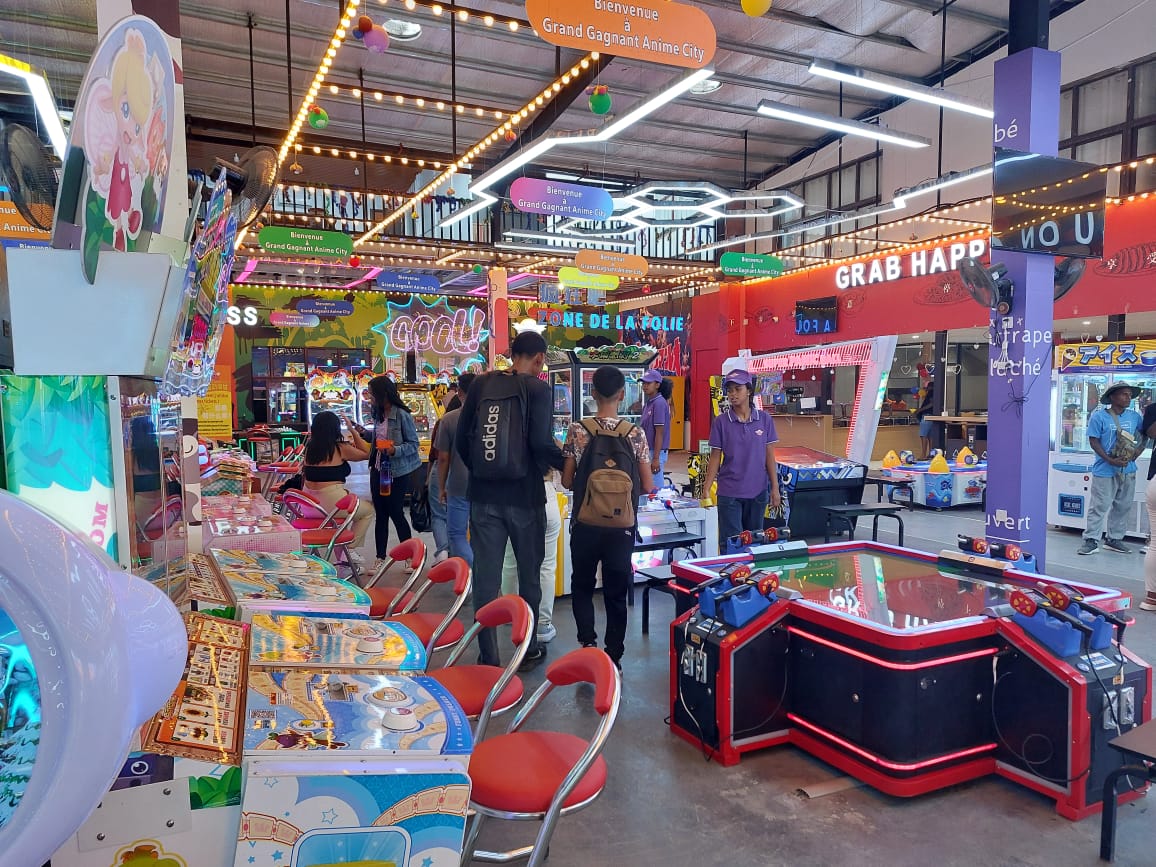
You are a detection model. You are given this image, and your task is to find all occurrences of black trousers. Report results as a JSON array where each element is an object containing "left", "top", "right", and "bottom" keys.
[
  {"left": 370, "top": 467, "right": 412, "bottom": 558},
  {"left": 570, "top": 522, "right": 634, "bottom": 662},
  {"left": 469, "top": 501, "right": 545, "bottom": 666}
]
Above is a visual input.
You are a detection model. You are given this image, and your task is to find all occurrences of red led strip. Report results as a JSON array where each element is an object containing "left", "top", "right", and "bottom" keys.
[
  {"left": 788, "top": 713, "right": 997, "bottom": 771},
  {"left": 786, "top": 625, "right": 998, "bottom": 670}
]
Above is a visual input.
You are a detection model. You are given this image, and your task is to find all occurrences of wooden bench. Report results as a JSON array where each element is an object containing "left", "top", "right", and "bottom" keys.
[
  {"left": 1099, "top": 719, "right": 1156, "bottom": 861},
  {"left": 864, "top": 473, "right": 914, "bottom": 510},
  {"left": 822, "top": 503, "right": 905, "bottom": 546}
]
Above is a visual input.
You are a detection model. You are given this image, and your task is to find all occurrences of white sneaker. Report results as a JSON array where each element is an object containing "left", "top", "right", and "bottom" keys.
[
  {"left": 347, "top": 550, "right": 366, "bottom": 566},
  {"left": 434, "top": 551, "right": 449, "bottom": 564},
  {"left": 537, "top": 622, "right": 557, "bottom": 643}
]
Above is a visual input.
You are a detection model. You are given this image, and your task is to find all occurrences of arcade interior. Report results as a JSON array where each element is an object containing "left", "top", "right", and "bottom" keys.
[{"left": 3, "top": 1, "right": 1156, "bottom": 866}]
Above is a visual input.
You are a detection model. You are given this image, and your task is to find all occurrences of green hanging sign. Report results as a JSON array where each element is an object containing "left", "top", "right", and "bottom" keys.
[
  {"left": 720, "top": 252, "right": 784, "bottom": 278},
  {"left": 258, "top": 226, "right": 353, "bottom": 258}
]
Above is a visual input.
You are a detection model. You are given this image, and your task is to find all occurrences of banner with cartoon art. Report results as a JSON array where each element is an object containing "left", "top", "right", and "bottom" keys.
[
  {"left": 53, "top": 15, "right": 175, "bottom": 283},
  {"left": 0, "top": 376, "right": 118, "bottom": 560}
]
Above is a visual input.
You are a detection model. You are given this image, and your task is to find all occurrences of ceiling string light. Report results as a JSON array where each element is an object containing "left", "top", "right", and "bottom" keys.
[
  {"left": 373, "top": 0, "right": 528, "bottom": 33},
  {"left": 354, "top": 52, "right": 601, "bottom": 247},
  {"left": 319, "top": 81, "right": 509, "bottom": 119}
]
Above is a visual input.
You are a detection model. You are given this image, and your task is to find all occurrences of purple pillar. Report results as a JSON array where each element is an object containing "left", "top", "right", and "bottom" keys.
[{"left": 985, "top": 48, "right": 1062, "bottom": 568}]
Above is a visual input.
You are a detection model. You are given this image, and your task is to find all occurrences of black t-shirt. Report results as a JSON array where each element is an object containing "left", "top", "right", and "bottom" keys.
[{"left": 1142, "top": 404, "right": 1156, "bottom": 480}]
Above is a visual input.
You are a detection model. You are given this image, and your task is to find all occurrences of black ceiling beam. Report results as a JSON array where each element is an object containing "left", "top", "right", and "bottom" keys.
[{"left": 878, "top": 0, "right": 1008, "bottom": 30}]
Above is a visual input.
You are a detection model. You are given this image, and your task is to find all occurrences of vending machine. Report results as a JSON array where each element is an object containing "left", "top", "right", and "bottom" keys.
[
  {"left": 1048, "top": 341, "right": 1155, "bottom": 536},
  {"left": 547, "top": 345, "right": 657, "bottom": 443}
]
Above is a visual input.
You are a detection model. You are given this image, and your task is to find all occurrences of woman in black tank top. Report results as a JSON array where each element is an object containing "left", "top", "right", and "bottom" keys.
[{"left": 303, "top": 411, "right": 372, "bottom": 565}]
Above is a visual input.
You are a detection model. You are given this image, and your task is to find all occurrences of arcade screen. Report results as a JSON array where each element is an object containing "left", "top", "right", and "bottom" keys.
[
  {"left": 991, "top": 148, "right": 1106, "bottom": 258},
  {"left": 795, "top": 297, "right": 838, "bottom": 336},
  {"left": 772, "top": 552, "right": 994, "bottom": 630},
  {"left": 0, "top": 608, "right": 39, "bottom": 830}
]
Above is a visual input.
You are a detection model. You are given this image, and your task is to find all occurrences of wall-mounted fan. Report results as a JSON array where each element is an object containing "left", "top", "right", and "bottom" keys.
[
  {"left": 1054, "top": 257, "right": 1085, "bottom": 300},
  {"left": 959, "top": 257, "right": 1014, "bottom": 315},
  {"left": 185, "top": 146, "right": 278, "bottom": 243},
  {"left": 0, "top": 124, "right": 58, "bottom": 232}
]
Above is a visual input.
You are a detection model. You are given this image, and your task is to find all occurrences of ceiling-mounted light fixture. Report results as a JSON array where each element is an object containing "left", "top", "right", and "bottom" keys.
[
  {"left": 757, "top": 100, "right": 931, "bottom": 149},
  {"left": 0, "top": 52, "right": 67, "bottom": 158},
  {"left": 892, "top": 164, "right": 993, "bottom": 208},
  {"left": 439, "top": 67, "right": 715, "bottom": 229},
  {"left": 808, "top": 60, "right": 994, "bottom": 119},
  {"left": 383, "top": 19, "right": 423, "bottom": 41},
  {"left": 690, "top": 77, "right": 722, "bottom": 95}
]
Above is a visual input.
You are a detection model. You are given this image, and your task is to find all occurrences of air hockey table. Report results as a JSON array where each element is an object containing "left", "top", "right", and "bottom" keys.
[
  {"left": 669, "top": 541, "right": 1150, "bottom": 819},
  {"left": 775, "top": 446, "right": 867, "bottom": 538}
]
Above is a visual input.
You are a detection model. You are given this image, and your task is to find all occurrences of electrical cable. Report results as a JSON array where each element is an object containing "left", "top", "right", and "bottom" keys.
[
  {"left": 990, "top": 665, "right": 1090, "bottom": 785},
  {"left": 673, "top": 616, "right": 714, "bottom": 763}
]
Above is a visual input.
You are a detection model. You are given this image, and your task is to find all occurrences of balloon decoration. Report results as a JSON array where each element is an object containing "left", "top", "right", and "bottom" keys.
[
  {"left": 363, "top": 24, "right": 390, "bottom": 53},
  {"left": 349, "top": 255, "right": 360, "bottom": 268},
  {"left": 589, "top": 84, "right": 612, "bottom": 115},
  {"left": 503, "top": 129, "right": 517, "bottom": 142},
  {"left": 472, "top": 264, "right": 484, "bottom": 274},
  {"left": 307, "top": 104, "right": 329, "bottom": 129},
  {"left": 741, "top": 0, "right": 773, "bottom": 15}
]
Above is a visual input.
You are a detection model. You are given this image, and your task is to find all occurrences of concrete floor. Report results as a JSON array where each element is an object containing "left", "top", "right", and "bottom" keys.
[{"left": 347, "top": 459, "right": 1156, "bottom": 867}]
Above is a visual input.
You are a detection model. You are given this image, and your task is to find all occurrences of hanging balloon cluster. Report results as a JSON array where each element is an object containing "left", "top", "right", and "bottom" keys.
[
  {"left": 588, "top": 84, "right": 612, "bottom": 115},
  {"left": 741, "top": 0, "right": 773, "bottom": 15},
  {"left": 307, "top": 104, "right": 329, "bottom": 129},
  {"left": 353, "top": 14, "right": 390, "bottom": 52}
]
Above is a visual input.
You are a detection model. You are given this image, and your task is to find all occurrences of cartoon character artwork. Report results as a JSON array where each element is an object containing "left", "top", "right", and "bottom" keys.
[
  {"left": 161, "top": 171, "right": 237, "bottom": 398},
  {"left": 112, "top": 841, "right": 188, "bottom": 867},
  {"left": 306, "top": 367, "right": 358, "bottom": 422},
  {"left": 55, "top": 16, "right": 175, "bottom": 282}
]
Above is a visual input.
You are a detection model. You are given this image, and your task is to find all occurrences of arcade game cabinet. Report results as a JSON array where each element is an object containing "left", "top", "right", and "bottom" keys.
[
  {"left": 397, "top": 383, "right": 442, "bottom": 463},
  {"left": 305, "top": 366, "right": 358, "bottom": 425},
  {"left": 0, "top": 492, "right": 185, "bottom": 866},
  {"left": 548, "top": 345, "right": 657, "bottom": 443},
  {"left": 670, "top": 542, "right": 1149, "bottom": 819}
]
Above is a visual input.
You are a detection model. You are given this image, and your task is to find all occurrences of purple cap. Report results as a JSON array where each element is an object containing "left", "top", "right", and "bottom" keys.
[
  {"left": 723, "top": 369, "right": 753, "bottom": 387},
  {"left": 641, "top": 369, "right": 664, "bottom": 383}
]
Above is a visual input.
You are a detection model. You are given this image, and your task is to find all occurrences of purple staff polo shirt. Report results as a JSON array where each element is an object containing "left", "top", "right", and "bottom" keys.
[{"left": 708, "top": 407, "right": 779, "bottom": 499}]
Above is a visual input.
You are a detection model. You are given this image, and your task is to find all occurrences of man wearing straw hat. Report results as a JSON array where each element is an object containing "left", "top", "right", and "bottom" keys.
[{"left": 1079, "top": 382, "right": 1144, "bottom": 556}]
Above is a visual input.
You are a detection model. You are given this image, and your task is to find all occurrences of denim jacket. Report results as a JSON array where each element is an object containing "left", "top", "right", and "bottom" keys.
[{"left": 369, "top": 406, "right": 422, "bottom": 478}]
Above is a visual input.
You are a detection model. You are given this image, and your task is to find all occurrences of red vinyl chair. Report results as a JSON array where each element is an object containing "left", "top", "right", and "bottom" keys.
[
  {"left": 299, "top": 492, "right": 360, "bottom": 580},
  {"left": 461, "top": 648, "right": 622, "bottom": 867},
  {"left": 281, "top": 489, "right": 327, "bottom": 528},
  {"left": 364, "top": 538, "right": 427, "bottom": 617},
  {"left": 378, "top": 556, "right": 471, "bottom": 656},
  {"left": 426, "top": 595, "right": 532, "bottom": 738}
]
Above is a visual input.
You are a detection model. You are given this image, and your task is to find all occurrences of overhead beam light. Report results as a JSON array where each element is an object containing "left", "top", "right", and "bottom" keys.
[
  {"left": 439, "top": 67, "right": 716, "bottom": 230},
  {"left": 809, "top": 60, "right": 994, "bottom": 119},
  {"left": 892, "top": 164, "right": 993, "bottom": 207},
  {"left": 757, "top": 101, "right": 931, "bottom": 149},
  {"left": 0, "top": 52, "right": 67, "bottom": 158},
  {"left": 501, "top": 232, "right": 639, "bottom": 251}
]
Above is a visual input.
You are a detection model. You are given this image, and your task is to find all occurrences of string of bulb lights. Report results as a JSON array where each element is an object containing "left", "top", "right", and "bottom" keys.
[
  {"left": 353, "top": 53, "right": 601, "bottom": 246},
  {"left": 316, "top": 82, "right": 509, "bottom": 120},
  {"left": 372, "top": 0, "right": 529, "bottom": 33}
]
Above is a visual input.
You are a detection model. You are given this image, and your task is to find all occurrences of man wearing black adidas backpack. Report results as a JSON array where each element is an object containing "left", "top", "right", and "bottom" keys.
[
  {"left": 457, "top": 330, "right": 565, "bottom": 669},
  {"left": 561, "top": 365, "right": 656, "bottom": 671}
]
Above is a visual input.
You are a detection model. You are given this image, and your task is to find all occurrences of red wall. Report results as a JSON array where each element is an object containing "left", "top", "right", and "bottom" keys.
[{"left": 689, "top": 197, "right": 1156, "bottom": 444}]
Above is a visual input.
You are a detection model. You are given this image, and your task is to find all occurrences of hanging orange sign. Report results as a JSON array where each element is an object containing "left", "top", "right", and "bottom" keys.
[
  {"left": 575, "top": 248, "right": 649, "bottom": 279},
  {"left": 0, "top": 201, "right": 50, "bottom": 242},
  {"left": 525, "top": 0, "right": 717, "bottom": 70}
]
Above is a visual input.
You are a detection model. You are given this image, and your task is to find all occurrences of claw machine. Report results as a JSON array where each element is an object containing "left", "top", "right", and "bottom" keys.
[
  {"left": 1048, "top": 340, "right": 1156, "bottom": 536},
  {"left": 397, "top": 384, "right": 442, "bottom": 463},
  {"left": 548, "top": 345, "right": 657, "bottom": 443},
  {"left": 305, "top": 367, "right": 357, "bottom": 425}
]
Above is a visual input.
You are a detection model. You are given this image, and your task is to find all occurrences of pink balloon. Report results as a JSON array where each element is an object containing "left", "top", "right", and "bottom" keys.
[{"left": 363, "top": 25, "right": 390, "bottom": 53}]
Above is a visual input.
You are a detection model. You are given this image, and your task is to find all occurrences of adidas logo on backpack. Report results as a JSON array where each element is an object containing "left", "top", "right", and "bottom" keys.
[{"left": 470, "top": 372, "right": 529, "bottom": 480}]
